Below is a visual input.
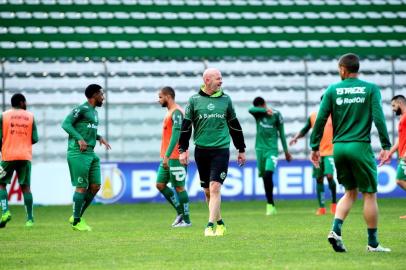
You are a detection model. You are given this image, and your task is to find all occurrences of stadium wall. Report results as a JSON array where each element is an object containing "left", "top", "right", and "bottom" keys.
[{"left": 7, "top": 159, "right": 405, "bottom": 205}]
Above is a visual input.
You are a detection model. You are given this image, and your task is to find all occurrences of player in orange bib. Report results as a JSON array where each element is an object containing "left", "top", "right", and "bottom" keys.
[
  {"left": 380, "top": 95, "right": 406, "bottom": 218},
  {"left": 156, "top": 87, "right": 191, "bottom": 227},
  {"left": 0, "top": 93, "right": 38, "bottom": 228},
  {"left": 290, "top": 97, "right": 337, "bottom": 215}
]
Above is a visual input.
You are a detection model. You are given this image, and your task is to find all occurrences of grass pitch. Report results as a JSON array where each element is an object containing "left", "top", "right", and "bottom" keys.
[{"left": 1, "top": 198, "right": 405, "bottom": 270}]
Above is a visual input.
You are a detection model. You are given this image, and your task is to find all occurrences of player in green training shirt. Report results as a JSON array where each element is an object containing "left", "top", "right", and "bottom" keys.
[
  {"left": 249, "top": 97, "right": 292, "bottom": 216},
  {"left": 310, "top": 53, "right": 391, "bottom": 252},
  {"left": 179, "top": 68, "right": 246, "bottom": 237},
  {"left": 62, "top": 84, "right": 111, "bottom": 231}
]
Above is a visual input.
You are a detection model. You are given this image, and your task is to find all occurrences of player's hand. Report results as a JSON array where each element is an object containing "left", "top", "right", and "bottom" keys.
[
  {"left": 237, "top": 152, "right": 246, "bottom": 167},
  {"left": 179, "top": 151, "right": 189, "bottom": 166},
  {"left": 285, "top": 152, "right": 293, "bottom": 162},
  {"left": 98, "top": 137, "right": 112, "bottom": 150},
  {"left": 310, "top": 150, "right": 320, "bottom": 168},
  {"left": 162, "top": 156, "right": 169, "bottom": 169},
  {"left": 289, "top": 138, "right": 298, "bottom": 146},
  {"left": 266, "top": 108, "right": 273, "bottom": 116},
  {"left": 378, "top": 149, "right": 391, "bottom": 167},
  {"left": 78, "top": 140, "right": 88, "bottom": 152}
]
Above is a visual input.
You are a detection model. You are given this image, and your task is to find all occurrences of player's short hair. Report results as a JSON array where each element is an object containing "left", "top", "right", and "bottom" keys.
[
  {"left": 320, "top": 95, "right": 324, "bottom": 101},
  {"left": 85, "top": 84, "right": 102, "bottom": 98},
  {"left": 391, "top": 95, "right": 406, "bottom": 103},
  {"left": 338, "top": 53, "right": 360, "bottom": 73},
  {"left": 253, "top": 96, "right": 265, "bottom": 106},
  {"left": 160, "top": 86, "right": 175, "bottom": 99},
  {"left": 11, "top": 93, "right": 26, "bottom": 107}
]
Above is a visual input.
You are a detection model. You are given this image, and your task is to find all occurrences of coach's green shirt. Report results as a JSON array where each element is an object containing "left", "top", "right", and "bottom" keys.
[
  {"left": 249, "top": 106, "right": 288, "bottom": 153},
  {"left": 184, "top": 89, "right": 236, "bottom": 149},
  {"left": 61, "top": 101, "right": 101, "bottom": 152},
  {"left": 311, "top": 78, "right": 391, "bottom": 150}
]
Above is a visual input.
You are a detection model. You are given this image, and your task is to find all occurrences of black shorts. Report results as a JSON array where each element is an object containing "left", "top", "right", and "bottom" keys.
[{"left": 194, "top": 147, "right": 230, "bottom": 188}]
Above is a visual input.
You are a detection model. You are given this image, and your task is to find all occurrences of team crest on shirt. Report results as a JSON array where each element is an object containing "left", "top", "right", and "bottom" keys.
[
  {"left": 207, "top": 103, "right": 215, "bottom": 111},
  {"left": 220, "top": 172, "right": 227, "bottom": 180},
  {"left": 95, "top": 164, "right": 126, "bottom": 204}
]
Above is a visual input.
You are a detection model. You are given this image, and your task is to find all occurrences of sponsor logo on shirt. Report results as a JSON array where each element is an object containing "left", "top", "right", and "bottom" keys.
[
  {"left": 336, "top": 87, "right": 366, "bottom": 95},
  {"left": 259, "top": 120, "right": 273, "bottom": 128},
  {"left": 207, "top": 103, "right": 215, "bottom": 111},
  {"left": 336, "top": 97, "right": 366, "bottom": 105},
  {"left": 198, "top": 113, "right": 225, "bottom": 119},
  {"left": 87, "top": 123, "right": 98, "bottom": 129}
]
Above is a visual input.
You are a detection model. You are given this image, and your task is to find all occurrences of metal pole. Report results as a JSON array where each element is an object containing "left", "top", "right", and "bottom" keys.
[
  {"left": 391, "top": 57, "right": 396, "bottom": 144},
  {"left": 103, "top": 60, "right": 109, "bottom": 161},
  {"left": 1, "top": 59, "right": 5, "bottom": 112},
  {"left": 304, "top": 59, "right": 309, "bottom": 156}
]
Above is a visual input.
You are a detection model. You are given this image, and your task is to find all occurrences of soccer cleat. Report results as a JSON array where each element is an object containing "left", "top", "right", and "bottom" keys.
[
  {"left": 266, "top": 204, "right": 277, "bottom": 216},
  {"left": 68, "top": 215, "right": 74, "bottom": 224},
  {"left": 72, "top": 219, "right": 92, "bottom": 232},
  {"left": 173, "top": 220, "right": 192, "bottom": 228},
  {"left": 215, "top": 224, "right": 226, "bottom": 236},
  {"left": 171, "top": 214, "right": 183, "bottom": 227},
  {"left": 204, "top": 226, "right": 216, "bottom": 237},
  {"left": 25, "top": 220, "right": 34, "bottom": 228},
  {"left": 399, "top": 215, "right": 406, "bottom": 219},
  {"left": 330, "top": 203, "right": 337, "bottom": 214},
  {"left": 316, "top": 207, "right": 327, "bottom": 215},
  {"left": 0, "top": 211, "right": 12, "bottom": 228},
  {"left": 367, "top": 244, "right": 391, "bottom": 252},
  {"left": 328, "top": 231, "right": 347, "bottom": 252}
]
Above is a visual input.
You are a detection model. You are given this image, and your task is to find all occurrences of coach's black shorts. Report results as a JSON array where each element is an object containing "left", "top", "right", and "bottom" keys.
[{"left": 194, "top": 147, "right": 230, "bottom": 188}]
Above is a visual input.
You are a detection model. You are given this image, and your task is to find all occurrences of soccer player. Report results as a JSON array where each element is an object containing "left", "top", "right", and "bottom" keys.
[
  {"left": 62, "top": 84, "right": 111, "bottom": 231},
  {"left": 290, "top": 97, "right": 337, "bottom": 216},
  {"left": 0, "top": 93, "right": 38, "bottom": 228},
  {"left": 179, "top": 68, "right": 246, "bottom": 237},
  {"left": 249, "top": 97, "right": 292, "bottom": 215},
  {"left": 156, "top": 86, "right": 191, "bottom": 227},
  {"left": 379, "top": 95, "right": 406, "bottom": 218},
  {"left": 310, "top": 53, "right": 391, "bottom": 252}
]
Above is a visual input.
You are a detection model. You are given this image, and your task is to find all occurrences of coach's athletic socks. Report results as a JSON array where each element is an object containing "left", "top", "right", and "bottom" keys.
[
  {"left": 177, "top": 190, "right": 190, "bottom": 224},
  {"left": 73, "top": 192, "right": 86, "bottom": 225},
  {"left": 266, "top": 204, "right": 277, "bottom": 215},
  {"left": 23, "top": 192, "right": 34, "bottom": 221},
  {"left": 0, "top": 189, "right": 9, "bottom": 213},
  {"left": 217, "top": 219, "right": 224, "bottom": 226},
  {"left": 328, "top": 179, "right": 337, "bottom": 204},
  {"left": 316, "top": 182, "right": 325, "bottom": 208},
  {"left": 80, "top": 191, "right": 96, "bottom": 217},
  {"left": 161, "top": 187, "right": 182, "bottom": 215},
  {"left": 332, "top": 218, "right": 343, "bottom": 236},
  {"left": 367, "top": 228, "right": 379, "bottom": 248}
]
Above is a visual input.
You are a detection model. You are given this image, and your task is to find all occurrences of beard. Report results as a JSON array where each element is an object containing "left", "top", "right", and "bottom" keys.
[
  {"left": 396, "top": 108, "right": 402, "bottom": 116},
  {"left": 161, "top": 101, "right": 168, "bottom": 107}
]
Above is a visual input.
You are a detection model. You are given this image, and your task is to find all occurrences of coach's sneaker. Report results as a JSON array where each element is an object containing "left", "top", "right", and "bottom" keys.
[
  {"left": 0, "top": 210, "right": 12, "bottom": 228},
  {"left": 266, "top": 204, "right": 277, "bottom": 216},
  {"left": 367, "top": 244, "right": 391, "bottom": 252},
  {"left": 171, "top": 214, "right": 183, "bottom": 227},
  {"left": 25, "top": 219, "right": 34, "bottom": 228},
  {"left": 72, "top": 220, "right": 91, "bottom": 232},
  {"left": 330, "top": 203, "right": 337, "bottom": 214},
  {"left": 173, "top": 220, "right": 192, "bottom": 228},
  {"left": 316, "top": 207, "right": 326, "bottom": 215},
  {"left": 68, "top": 215, "right": 74, "bottom": 224},
  {"left": 328, "top": 231, "right": 347, "bottom": 252},
  {"left": 204, "top": 226, "right": 216, "bottom": 237},
  {"left": 215, "top": 224, "right": 226, "bottom": 236}
]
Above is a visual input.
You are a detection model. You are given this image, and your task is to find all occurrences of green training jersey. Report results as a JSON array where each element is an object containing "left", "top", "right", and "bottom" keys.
[
  {"left": 310, "top": 78, "right": 391, "bottom": 150},
  {"left": 184, "top": 90, "right": 236, "bottom": 149},
  {"left": 248, "top": 106, "right": 288, "bottom": 153},
  {"left": 61, "top": 101, "right": 101, "bottom": 152}
]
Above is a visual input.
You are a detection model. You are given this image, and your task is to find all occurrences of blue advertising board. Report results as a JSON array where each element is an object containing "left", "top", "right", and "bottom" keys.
[{"left": 95, "top": 159, "right": 405, "bottom": 204}]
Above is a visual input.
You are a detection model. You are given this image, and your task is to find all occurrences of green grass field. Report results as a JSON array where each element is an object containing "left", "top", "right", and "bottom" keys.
[{"left": 1, "top": 198, "right": 405, "bottom": 270}]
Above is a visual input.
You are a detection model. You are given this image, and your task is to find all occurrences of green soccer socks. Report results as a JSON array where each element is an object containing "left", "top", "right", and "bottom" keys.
[
  {"left": 177, "top": 190, "right": 190, "bottom": 223},
  {"left": 73, "top": 192, "right": 86, "bottom": 225},
  {"left": 160, "top": 187, "right": 182, "bottom": 215},
  {"left": 316, "top": 182, "right": 325, "bottom": 208}
]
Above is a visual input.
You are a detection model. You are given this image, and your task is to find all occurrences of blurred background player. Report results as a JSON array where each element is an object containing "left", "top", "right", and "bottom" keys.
[
  {"left": 62, "top": 84, "right": 111, "bottom": 231},
  {"left": 0, "top": 93, "right": 38, "bottom": 228},
  {"left": 310, "top": 53, "right": 391, "bottom": 252},
  {"left": 179, "top": 68, "right": 246, "bottom": 237},
  {"left": 156, "top": 86, "right": 191, "bottom": 227},
  {"left": 290, "top": 96, "right": 337, "bottom": 216},
  {"left": 249, "top": 97, "right": 292, "bottom": 216},
  {"left": 380, "top": 95, "right": 406, "bottom": 219}
]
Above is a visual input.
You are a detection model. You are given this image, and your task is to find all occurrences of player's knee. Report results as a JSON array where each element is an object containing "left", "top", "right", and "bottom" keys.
[
  {"left": 156, "top": 183, "right": 166, "bottom": 191},
  {"left": 209, "top": 181, "right": 221, "bottom": 193},
  {"left": 347, "top": 189, "right": 358, "bottom": 200},
  {"left": 326, "top": 175, "right": 334, "bottom": 181},
  {"left": 175, "top": 186, "right": 185, "bottom": 193},
  {"left": 316, "top": 177, "right": 323, "bottom": 184},
  {"left": 91, "top": 185, "right": 101, "bottom": 194},
  {"left": 20, "top": 185, "right": 31, "bottom": 193},
  {"left": 203, "top": 188, "right": 210, "bottom": 199},
  {"left": 396, "top": 180, "right": 403, "bottom": 186}
]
